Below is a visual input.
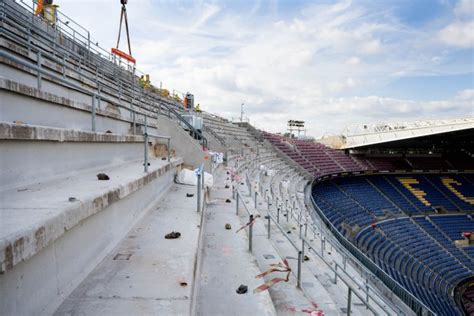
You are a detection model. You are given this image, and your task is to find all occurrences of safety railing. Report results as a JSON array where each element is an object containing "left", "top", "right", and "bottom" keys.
[
  {"left": 143, "top": 116, "right": 171, "bottom": 172},
  {"left": 196, "top": 163, "right": 205, "bottom": 213},
  {"left": 1, "top": 0, "right": 208, "bottom": 149},
  {"left": 232, "top": 176, "right": 398, "bottom": 316}
]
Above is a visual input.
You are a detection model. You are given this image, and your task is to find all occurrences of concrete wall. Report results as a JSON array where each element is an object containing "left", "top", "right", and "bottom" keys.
[
  {"left": 156, "top": 116, "right": 211, "bottom": 171},
  {"left": 0, "top": 166, "right": 178, "bottom": 316}
]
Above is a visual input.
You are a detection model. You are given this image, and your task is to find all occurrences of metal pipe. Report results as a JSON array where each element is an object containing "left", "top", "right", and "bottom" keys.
[
  {"left": 267, "top": 214, "right": 271, "bottom": 239},
  {"left": 249, "top": 214, "right": 253, "bottom": 252},
  {"left": 36, "top": 51, "right": 42, "bottom": 90},
  {"left": 144, "top": 116, "right": 148, "bottom": 172},
  {"left": 167, "top": 138, "right": 171, "bottom": 162},
  {"left": 236, "top": 192, "right": 239, "bottom": 215},
  {"left": 91, "top": 94, "right": 96, "bottom": 131},
  {"left": 297, "top": 251, "right": 302, "bottom": 289},
  {"left": 301, "top": 239, "right": 305, "bottom": 263},
  {"left": 347, "top": 288, "right": 352, "bottom": 316},
  {"left": 197, "top": 172, "right": 201, "bottom": 213},
  {"left": 254, "top": 191, "right": 257, "bottom": 209}
]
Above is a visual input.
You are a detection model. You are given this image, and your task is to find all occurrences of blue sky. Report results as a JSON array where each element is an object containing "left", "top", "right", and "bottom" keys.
[{"left": 57, "top": 0, "right": 473, "bottom": 137}]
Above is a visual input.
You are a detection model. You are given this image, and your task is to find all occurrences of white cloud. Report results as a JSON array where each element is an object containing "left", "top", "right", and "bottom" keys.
[
  {"left": 346, "top": 56, "right": 361, "bottom": 65},
  {"left": 54, "top": 0, "right": 473, "bottom": 137},
  {"left": 438, "top": 0, "right": 474, "bottom": 48},
  {"left": 438, "top": 21, "right": 474, "bottom": 48}
]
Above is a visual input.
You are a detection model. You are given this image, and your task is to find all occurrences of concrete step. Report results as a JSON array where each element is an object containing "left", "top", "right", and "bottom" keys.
[
  {"left": 54, "top": 183, "right": 202, "bottom": 315},
  {"left": 0, "top": 78, "right": 156, "bottom": 135},
  {"left": 0, "top": 122, "right": 171, "bottom": 190},
  {"left": 0, "top": 157, "right": 183, "bottom": 315}
]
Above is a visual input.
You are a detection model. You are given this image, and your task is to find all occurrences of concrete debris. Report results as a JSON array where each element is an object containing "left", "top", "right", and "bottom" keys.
[
  {"left": 97, "top": 173, "right": 110, "bottom": 180},
  {"left": 164, "top": 231, "right": 181, "bottom": 239},
  {"left": 236, "top": 284, "right": 248, "bottom": 294}
]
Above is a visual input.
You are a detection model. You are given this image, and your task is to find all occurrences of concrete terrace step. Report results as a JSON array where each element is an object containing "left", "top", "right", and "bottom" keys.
[
  {"left": 0, "top": 156, "right": 183, "bottom": 315},
  {"left": 0, "top": 78, "right": 152, "bottom": 135},
  {"left": 0, "top": 157, "right": 182, "bottom": 273},
  {"left": 54, "top": 184, "right": 201, "bottom": 315},
  {"left": 0, "top": 122, "right": 150, "bottom": 190}
]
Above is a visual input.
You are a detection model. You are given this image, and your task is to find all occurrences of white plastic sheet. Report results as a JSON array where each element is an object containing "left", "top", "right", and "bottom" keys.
[{"left": 175, "top": 168, "right": 213, "bottom": 188}]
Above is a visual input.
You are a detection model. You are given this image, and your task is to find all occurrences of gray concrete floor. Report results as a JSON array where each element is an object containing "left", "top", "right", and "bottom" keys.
[
  {"left": 194, "top": 167, "right": 275, "bottom": 315},
  {"left": 54, "top": 184, "right": 202, "bottom": 315}
]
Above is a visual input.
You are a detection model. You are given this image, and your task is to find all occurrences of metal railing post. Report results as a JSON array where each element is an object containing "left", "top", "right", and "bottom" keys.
[
  {"left": 144, "top": 116, "right": 148, "bottom": 172},
  {"left": 299, "top": 224, "right": 303, "bottom": 239},
  {"left": 304, "top": 223, "right": 308, "bottom": 237},
  {"left": 297, "top": 251, "right": 302, "bottom": 289},
  {"left": 277, "top": 207, "right": 280, "bottom": 223},
  {"left": 267, "top": 214, "right": 271, "bottom": 239},
  {"left": 254, "top": 191, "right": 257, "bottom": 209},
  {"left": 236, "top": 192, "right": 239, "bottom": 215},
  {"left": 36, "top": 51, "right": 42, "bottom": 89},
  {"left": 347, "top": 288, "right": 352, "bottom": 316},
  {"left": 91, "top": 94, "right": 96, "bottom": 131},
  {"left": 334, "top": 263, "right": 338, "bottom": 284},
  {"left": 286, "top": 208, "right": 289, "bottom": 222},
  {"left": 248, "top": 214, "right": 253, "bottom": 252},
  {"left": 301, "top": 239, "right": 305, "bottom": 263},
  {"left": 167, "top": 138, "right": 171, "bottom": 162},
  {"left": 197, "top": 171, "right": 202, "bottom": 212}
]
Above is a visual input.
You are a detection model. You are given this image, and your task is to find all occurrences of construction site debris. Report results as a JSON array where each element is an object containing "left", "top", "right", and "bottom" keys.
[
  {"left": 164, "top": 231, "right": 181, "bottom": 239},
  {"left": 97, "top": 173, "right": 110, "bottom": 180}
]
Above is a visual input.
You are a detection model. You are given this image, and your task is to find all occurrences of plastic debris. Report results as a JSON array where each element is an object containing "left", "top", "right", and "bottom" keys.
[
  {"left": 236, "top": 284, "right": 248, "bottom": 294},
  {"left": 225, "top": 223, "right": 232, "bottom": 230},
  {"left": 186, "top": 193, "right": 194, "bottom": 197},
  {"left": 165, "top": 231, "right": 181, "bottom": 239},
  {"left": 97, "top": 173, "right": 110, "bottom": 180}
]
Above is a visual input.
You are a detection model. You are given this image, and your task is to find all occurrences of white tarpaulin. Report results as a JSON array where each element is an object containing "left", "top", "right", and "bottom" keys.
[{"left": 175, "top": 168, "right": 213, "bottom": 188}]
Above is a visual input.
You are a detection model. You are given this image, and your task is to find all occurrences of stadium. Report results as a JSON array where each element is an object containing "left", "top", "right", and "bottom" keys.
[{"left": 1, "top": 0, "right": 473, "bottom": 316}]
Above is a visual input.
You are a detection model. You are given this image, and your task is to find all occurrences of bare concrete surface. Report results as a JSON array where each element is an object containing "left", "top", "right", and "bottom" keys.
[
  {"left": 0, "top": 157, "right": 182, "bottom": 273},
  {"left": 194, "top": 166, "right": 276, "bottom": 315},
  {"left": 54, "top": 183, "right": 202, "bottom": 315}
]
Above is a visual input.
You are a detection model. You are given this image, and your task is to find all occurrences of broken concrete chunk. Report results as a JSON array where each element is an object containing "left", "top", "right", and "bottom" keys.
[
  {"left": 97, "top": 173, "right": 110, "bottom": 180},
  {"left": 236, "top": 284, "right": 248, "bottom": 294},
  {"left": 165, "top": 231, "right": 181, "bottom": 239}
]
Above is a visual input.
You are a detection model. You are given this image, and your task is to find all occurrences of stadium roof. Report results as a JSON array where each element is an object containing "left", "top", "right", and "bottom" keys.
[{"left": 338, "top": 117, "right": 474, "bottom": 149}]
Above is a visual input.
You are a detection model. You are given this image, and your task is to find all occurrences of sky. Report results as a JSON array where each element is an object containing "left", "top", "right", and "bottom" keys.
[{"left": 56, "top": 0, "right": 473, "bottom": 137}]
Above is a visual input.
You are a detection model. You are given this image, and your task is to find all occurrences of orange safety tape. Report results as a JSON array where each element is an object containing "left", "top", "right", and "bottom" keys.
[
  {"left": 235, "top": 215, "right": 260, "bottom": 233},
  {"left": 253, "top": 259, "right": 291, "bottom": 293},
  {"left": 287, "top": 303, "right": 325, "bottom": 316}
]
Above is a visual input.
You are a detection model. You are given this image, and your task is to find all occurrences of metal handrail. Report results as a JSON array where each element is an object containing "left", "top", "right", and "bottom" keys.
[
  {"left": 1, "top": 0, "right": 209, "bottom": 149},
  {"left": 236, "top": 180, "right": 392, "bottom": 315}
]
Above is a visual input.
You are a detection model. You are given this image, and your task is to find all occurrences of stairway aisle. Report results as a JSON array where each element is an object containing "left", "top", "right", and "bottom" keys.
[
  {"left": 54, "top": 184, "right": 203, "bottom": 315},
  {"left": 193, "top": 166, "right": 276, "bottom": 315}
]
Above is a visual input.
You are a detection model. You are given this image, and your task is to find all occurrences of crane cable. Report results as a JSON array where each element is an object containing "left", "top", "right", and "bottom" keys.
[{"left": 115, "top": 0, "right": 132, "bottom": 57}]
